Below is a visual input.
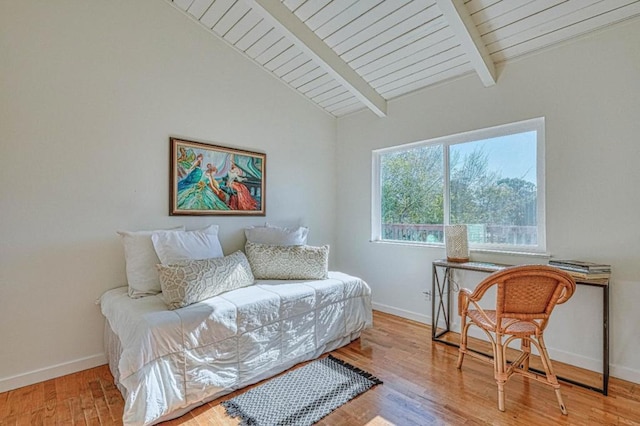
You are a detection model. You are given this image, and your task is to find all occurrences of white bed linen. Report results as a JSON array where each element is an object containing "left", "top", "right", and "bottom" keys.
[{"left": 100, "top": 271, "right": 372, "bottom": 426}]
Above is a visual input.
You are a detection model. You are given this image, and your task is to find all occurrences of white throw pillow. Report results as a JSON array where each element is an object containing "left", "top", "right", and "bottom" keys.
[
  {"left": 152, "top": 224, "right": 223, "bottom": 265},
  {"left": 157, "top": 251, "right": 255, "bottom": 310},
  {"left": 118, "top": 226, "right": 185, "bottom": 298},
  {"left": 244, "top": 224, "right": 308, "bottom": 246},
  {"left": 245, "top": 241, "right": 329, "bottom": 280}
]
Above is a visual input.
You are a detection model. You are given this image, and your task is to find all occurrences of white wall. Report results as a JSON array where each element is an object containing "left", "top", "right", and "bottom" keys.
[
  {"left": 0, "top": 1, "right": 336, "bottom": 391},
  {"left": 336, "top": 19, "right": 640, "bottom": 383},
  {"left": 2, "top": 0, "right": 638, "bottom": 393}
]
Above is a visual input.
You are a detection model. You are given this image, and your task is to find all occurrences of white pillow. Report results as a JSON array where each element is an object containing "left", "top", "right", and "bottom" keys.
[
  {"left": 157, "top": 251, "right": 255, "bottom": 310},
  {"left": 152, "top": 224, "right": 223, "bottom": 265},
  {"left": 118, "top": 226, "right": 185, "bottom": 298},
  {"left": 244, "top": 224, "right": 308, "bottom": 246},
  {"left": 245, "top": 241, "right": 329, "bottom": 280}
]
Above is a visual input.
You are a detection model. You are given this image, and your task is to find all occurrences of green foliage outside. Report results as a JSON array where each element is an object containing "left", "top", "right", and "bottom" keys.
[
  {"left": 449, "top": 148, "right": 536, "bottom": 227},
  {"left": 380, "top": 145, "right": 536, "bottom": 243},
  {"left": 381, "top": 145, "right": 444, "bottom": 225}
]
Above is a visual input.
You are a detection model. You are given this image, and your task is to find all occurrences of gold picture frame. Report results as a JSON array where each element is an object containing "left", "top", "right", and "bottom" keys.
[{"left": 170, "top": 137, "right": 266, "bottom": 216}]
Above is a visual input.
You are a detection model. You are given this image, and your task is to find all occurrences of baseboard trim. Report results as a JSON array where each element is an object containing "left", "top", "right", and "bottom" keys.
[
  {"left": 0, "top": 354, "right": 107, "bottom": 393},
  {"left": 610, "top": 364, "right": 640, "bottom": 385},
  {"left": 372, "top": 302, "right": 430, "bottom": 325}
]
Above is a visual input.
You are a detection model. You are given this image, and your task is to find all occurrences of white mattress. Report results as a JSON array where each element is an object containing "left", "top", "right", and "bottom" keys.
[{"left": 100, "top": 271, "right": 372, "bottom": 426}]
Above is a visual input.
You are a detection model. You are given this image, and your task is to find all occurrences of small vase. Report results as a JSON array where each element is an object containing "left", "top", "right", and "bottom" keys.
[{"left": 445, "top": 225, "right": 469, "bottom": 263}]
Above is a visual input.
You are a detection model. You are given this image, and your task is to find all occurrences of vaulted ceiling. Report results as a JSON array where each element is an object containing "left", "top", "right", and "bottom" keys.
[{"left": 167, "top": 0, "right": 640, "bottom": 117}]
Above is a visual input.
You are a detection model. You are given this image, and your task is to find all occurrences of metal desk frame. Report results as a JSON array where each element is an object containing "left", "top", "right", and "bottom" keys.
[{"left": 431, "top": 259, "right": 609, "bottom": 395}]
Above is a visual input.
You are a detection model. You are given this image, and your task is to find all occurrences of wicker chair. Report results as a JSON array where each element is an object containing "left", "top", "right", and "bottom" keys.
[{"left": 456, "top": 265, "right": 576, "bottom": 414}]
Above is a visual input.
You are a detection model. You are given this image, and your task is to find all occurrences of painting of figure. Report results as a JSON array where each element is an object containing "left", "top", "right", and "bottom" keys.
[{"left": 170, "top": 138, "right": 266, "bottom": 215}]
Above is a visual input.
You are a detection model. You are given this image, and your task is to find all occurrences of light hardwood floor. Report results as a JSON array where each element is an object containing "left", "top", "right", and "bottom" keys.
[{"left": 1, "top": 311, "right": 639, "bottom": 425}]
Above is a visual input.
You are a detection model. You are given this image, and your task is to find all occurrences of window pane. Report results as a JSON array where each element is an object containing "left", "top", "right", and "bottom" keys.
[
  {"left": 449, "top": 131, "right": 538, "bottom": 247},
  {"left": 380, "top": 145, "right": 444, "bottom": 243},
  {"left": 373, "top": 118, "right": 544, "bottom": 252}
]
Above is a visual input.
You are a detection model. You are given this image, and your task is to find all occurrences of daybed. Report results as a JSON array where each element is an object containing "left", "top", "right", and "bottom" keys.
[{"left": 100, "top": 271, "right": 372, "bottom": 426}]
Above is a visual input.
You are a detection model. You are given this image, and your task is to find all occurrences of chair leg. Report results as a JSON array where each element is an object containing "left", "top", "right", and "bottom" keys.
[
  {"left": 554, "top": 388, "right": 567, "bottom": 416},
  {"left": 457, "top": 320, "right": 469, "bottom": 369},
  {"left": 495, "top": 338, "right": 507, "bottom": 412},
  {"left": 520, "top": 338, "right": 530, "bottom": 371},
  {"left": 497, "top": 382, "right": 506, "bottom": 412},
  {"left": 537, "top": 335, "right": 568, "bottom": 415}
]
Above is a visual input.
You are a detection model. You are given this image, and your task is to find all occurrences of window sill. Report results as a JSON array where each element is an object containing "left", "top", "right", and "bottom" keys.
[{"left": 369, "top": 239, "right": 550, "bottom": 258}]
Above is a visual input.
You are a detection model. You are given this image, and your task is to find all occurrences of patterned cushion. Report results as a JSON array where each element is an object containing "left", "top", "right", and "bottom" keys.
[
  {"left": 157, "top": 251, "right": 255, "bottom": 310},
  {"left": 245, "top": 242, "right": 329, "bottom": 280}
]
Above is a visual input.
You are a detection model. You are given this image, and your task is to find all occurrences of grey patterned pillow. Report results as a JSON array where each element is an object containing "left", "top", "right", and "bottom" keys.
[
  {"left": 157, "top": 251, "right": 255, "bottom": 310},
  {"left": 245, "top": 242, "right": 329, "bottom": 280}
]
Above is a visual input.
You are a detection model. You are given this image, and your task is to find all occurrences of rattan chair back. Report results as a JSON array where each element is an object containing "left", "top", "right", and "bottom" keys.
[{"left": 489, "top": 265, "right": 575, "bottom": 328}]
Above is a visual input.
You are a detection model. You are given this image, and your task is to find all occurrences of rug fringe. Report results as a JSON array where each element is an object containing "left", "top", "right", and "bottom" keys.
[
  {"left": 221, "top": 400, "right": 258, "bottom": 426},
  {"left": 327, "top": 355, "right": 383, "bottom": 386}
]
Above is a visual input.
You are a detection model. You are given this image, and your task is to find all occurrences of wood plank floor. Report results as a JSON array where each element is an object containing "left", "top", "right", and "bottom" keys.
[{"left": 1, "top": 311, "right": 639, "bottom": 425}]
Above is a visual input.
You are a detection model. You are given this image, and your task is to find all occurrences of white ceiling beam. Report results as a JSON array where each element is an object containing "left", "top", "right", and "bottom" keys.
[
  {"left": 436, "top": 0, "right": 496, "bottom": 87},
  {"left": 244, "top": 0, "right": 387, "bottom": 117}
]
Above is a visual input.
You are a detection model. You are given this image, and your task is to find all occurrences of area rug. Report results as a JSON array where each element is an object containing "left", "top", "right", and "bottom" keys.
[{"left": 222, "top": 355, "right": 382, "bottom": 426}]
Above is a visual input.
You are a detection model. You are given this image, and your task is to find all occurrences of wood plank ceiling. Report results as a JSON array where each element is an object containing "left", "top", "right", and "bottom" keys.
[{"left": 168, "top": 0, "right": 640, "bottom": 117}]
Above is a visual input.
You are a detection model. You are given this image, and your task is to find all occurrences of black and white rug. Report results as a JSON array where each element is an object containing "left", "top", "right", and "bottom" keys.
[{"left": 222, "top": 355, "right": 382, "bottom": 426}]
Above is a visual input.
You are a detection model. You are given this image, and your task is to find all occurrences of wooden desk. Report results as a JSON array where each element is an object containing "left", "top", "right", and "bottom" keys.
[{"left": 431, "top": 259, "right": 609, "bottom": 395}]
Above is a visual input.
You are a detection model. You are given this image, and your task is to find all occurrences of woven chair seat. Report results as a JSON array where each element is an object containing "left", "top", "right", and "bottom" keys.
[{"left": 467, "top": 310, "right": 537, "bottom": 336}]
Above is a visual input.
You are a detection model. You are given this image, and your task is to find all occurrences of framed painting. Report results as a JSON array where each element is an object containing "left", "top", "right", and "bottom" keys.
[{"left": 170, "top": 137, "right": 266, "bottom": 216}]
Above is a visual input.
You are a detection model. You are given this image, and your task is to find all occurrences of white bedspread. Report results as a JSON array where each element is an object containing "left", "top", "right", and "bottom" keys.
[{"left": 100, "top": 271, "right": 372, "bottom": 426}]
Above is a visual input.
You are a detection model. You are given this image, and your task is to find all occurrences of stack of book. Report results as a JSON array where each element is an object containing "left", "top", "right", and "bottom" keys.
[{"left": 548, "top": 259, "right": 611, "bottom": 282}]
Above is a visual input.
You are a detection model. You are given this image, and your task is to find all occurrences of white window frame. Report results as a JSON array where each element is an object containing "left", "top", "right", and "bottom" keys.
[{"left": 371, "top": 117, "right": 546, "bottom": 254}]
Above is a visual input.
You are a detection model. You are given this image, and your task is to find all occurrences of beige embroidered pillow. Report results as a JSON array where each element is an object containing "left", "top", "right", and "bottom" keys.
[
  {"left": 157, "top": 251, "right": 254, "bottom": 310},
  {"left": 245, "top": 242, "right": 329, "bottom": 280}
]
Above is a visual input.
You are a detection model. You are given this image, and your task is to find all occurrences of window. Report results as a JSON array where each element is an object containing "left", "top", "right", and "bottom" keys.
[{"left": 372, "top": 118, "right": 545, "bottom": 253}]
